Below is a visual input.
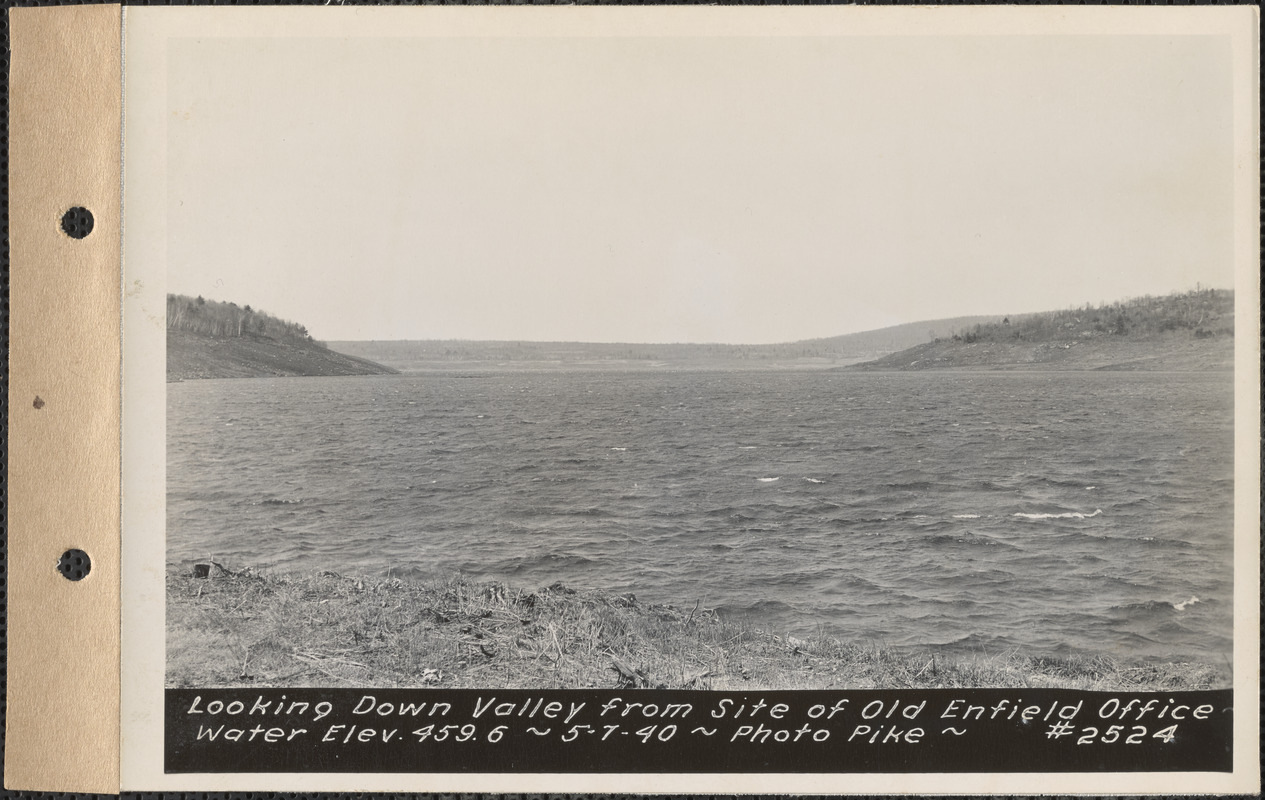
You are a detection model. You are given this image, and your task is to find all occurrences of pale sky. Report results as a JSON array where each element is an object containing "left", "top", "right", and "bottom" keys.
[{"left": 165, "top": 32, "right": 1235, "bottom": 343}]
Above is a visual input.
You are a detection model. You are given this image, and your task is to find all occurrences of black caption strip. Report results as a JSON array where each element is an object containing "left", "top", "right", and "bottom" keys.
[{"left": 166, "top": 688, "right": 1231, "bottom": 774}]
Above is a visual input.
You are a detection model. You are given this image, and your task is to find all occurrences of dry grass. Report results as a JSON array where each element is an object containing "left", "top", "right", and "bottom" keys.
[{"left": 167, "top": 566, "right": 1230, "bottom": 691}]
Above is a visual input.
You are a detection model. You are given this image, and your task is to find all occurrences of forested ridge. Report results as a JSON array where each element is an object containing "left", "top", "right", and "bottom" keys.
[
  {"left": 166, "top": 294, "right": 394, "bottom": 380},
  {"left": 856, "top": 288, "right": 1235, "bottom": 372},
  {"left": 946, "top": 288, "right": 1233, "bottom": 345},
  {"left": 166, "top": 294, "right": 317, "bottom": 344}
]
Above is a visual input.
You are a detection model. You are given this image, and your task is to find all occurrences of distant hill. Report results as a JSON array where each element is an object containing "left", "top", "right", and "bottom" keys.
[
  {"left": 852, "top": 289, "right": 1234, "bottom": 372},
  {"left": 167, "top": 294, "right": 395, "bottom": 381},
  {"left": 326, "top": 314, "right": 1002, "bottom": 373}
]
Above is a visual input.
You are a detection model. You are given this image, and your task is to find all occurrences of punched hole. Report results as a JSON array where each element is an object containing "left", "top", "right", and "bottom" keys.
[
  {"left": 57, "top": 549, "right": 91, "bottom": 581},
  {"left": 60, "top": 207, "right": 94, "bottom": 239}
]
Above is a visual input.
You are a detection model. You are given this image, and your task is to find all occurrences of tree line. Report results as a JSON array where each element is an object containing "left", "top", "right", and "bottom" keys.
[
  {"left": 343, "top": 339, "right": 907, "bottom": 363},
  {"left": 166, "top": 294, "right": 321, "bottom": 346}
]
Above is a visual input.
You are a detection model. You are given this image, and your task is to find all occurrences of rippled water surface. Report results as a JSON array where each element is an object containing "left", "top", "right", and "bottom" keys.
[{"left": 168, "top": 370, "right": 1234, "bottom": 662}]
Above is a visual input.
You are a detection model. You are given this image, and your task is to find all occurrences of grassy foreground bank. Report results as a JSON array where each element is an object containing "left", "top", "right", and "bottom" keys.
[{"left": 168, "top": 566, "right": 1229, "bottom": 691}]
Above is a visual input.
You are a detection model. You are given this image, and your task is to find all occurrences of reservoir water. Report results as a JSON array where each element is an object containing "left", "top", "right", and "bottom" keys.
[{"left": 167, "top": 369, "right": 1234, "bottom": 664}]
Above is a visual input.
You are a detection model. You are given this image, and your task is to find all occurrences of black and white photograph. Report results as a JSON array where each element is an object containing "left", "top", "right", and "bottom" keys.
[{"left": 114, "top": 5, "right": 1258, "bottom": 791}]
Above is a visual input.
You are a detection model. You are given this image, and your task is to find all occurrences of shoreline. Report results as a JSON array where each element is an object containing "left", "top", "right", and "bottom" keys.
[{"left": 167, "top": 565, "right": 1230, "bottom": 691}]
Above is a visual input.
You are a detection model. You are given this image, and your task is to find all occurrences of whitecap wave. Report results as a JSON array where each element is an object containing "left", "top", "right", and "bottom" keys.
[
  {"left": 1172, "top": 596, "right": 1200, "bottom": 611},
  {"left": 757, "top": 477, "right": 780, "bottom": 483},
  {"left": 953, "top": 514, "right": 981, "bottom": 519},
  {"left": 1013, "top": 509, "right": 1103, "bottom": 520},
  {"left": 803, "top": 477, "right": 824, "bottom": 484},
  {"left": 610, "top": 447, "right": 627, "bottom": 451}
]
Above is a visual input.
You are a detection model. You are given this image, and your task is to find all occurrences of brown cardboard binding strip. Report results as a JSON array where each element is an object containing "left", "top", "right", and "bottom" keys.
[{"left": 6, "top": 4, "right": 122, "bottom": 792}]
